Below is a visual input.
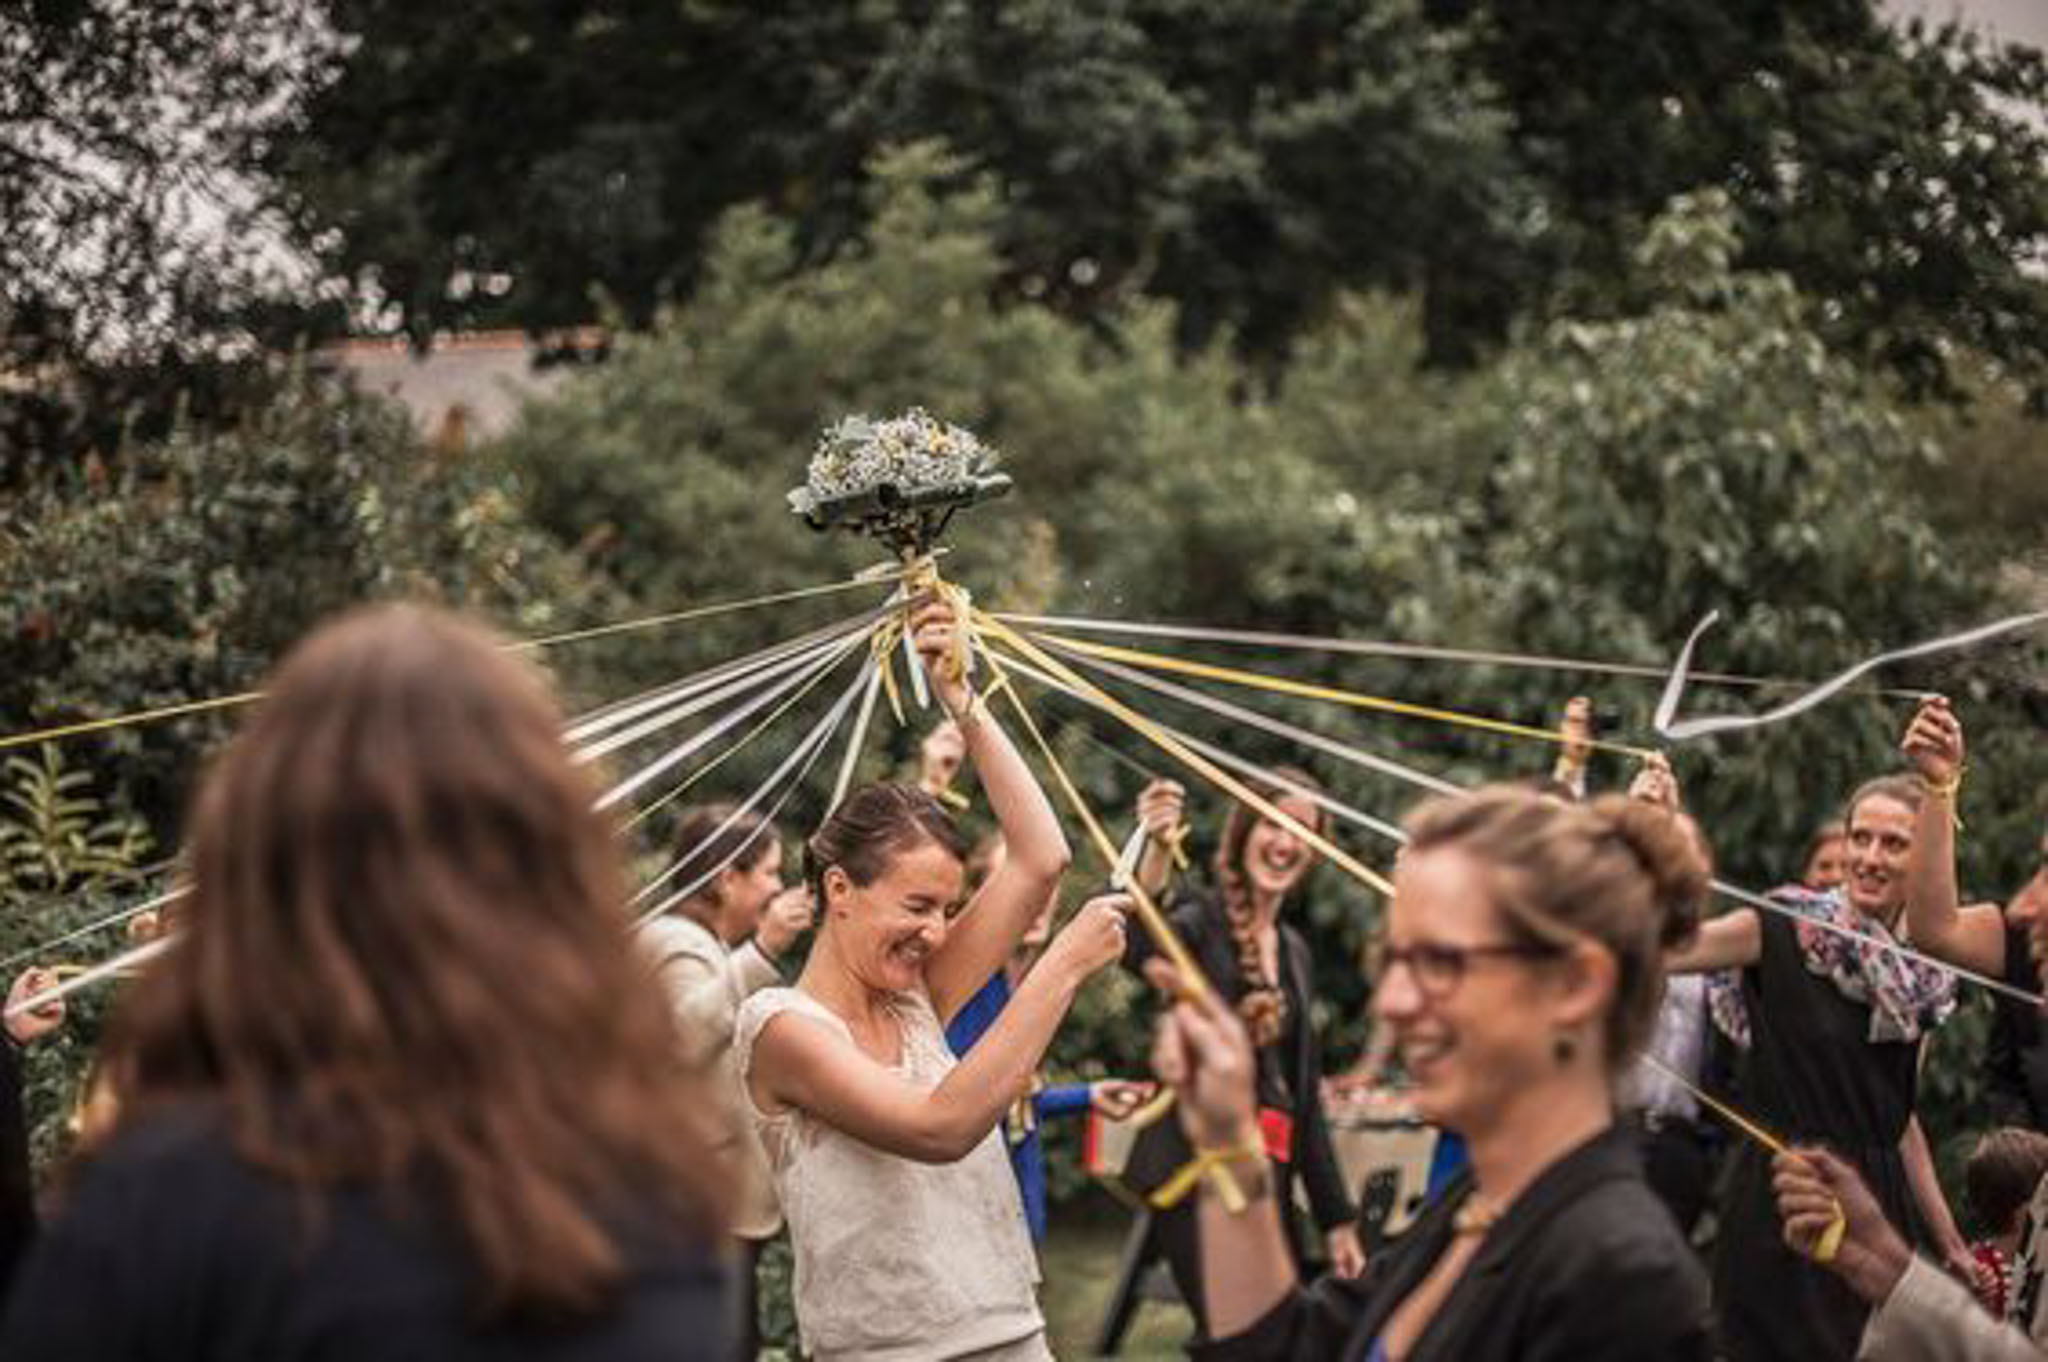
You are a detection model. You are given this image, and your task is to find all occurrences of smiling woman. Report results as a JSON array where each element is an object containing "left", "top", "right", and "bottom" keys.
[
  {"left": 734, "top": 599, "right": 1129, "bottom": 1362},
  {"left": 1667, "top": 712, "right": 1965, "bottom": 1362},
  {"left": 1147, "top": 784, "right": 1715, "bottom": 1362},
  {"left": 1121, "top": 769, "right": 1363, "bottom": 1335}
]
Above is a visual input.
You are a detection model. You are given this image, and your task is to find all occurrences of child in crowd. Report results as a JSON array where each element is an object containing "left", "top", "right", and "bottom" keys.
[{"left": 1965, "top": 1128, "right": 2048, "bottom": 1317}]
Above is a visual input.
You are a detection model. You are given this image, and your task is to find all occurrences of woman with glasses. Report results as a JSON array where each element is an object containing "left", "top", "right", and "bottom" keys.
[
  {"left": 1125, "top": 771, "right": 1362, "bottom": 1337},
  {"left": 1145, "top": 784, "right": 1715, "bottom": 1362}
]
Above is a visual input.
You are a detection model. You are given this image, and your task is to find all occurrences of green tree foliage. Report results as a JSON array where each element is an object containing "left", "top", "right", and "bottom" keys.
[
  {"left": 0, "top": 373, "right": 613, "bottom": 840},
  {"left": 1431, "top": 0, "right": 2048, "bottom": 397},
  {"left": 279, "top": 0, "right": 2046, "bottom": 390},
  {"left": 0, "top": 746, "right": 156, "bottom": 1169},
  {"left": 0, "top": 746, "right": 150, "bottom": 908},
  {"left": 1431, "top": 191, "right": 2041, "bottom": 894},
  {"left": 278, "top": 0, "right": 1528, "bottom": 364}
]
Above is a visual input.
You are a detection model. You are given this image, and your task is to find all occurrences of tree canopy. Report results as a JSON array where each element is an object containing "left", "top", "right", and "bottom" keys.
[{"left": 275, "top": 0, "right": 2045, "bottom": 392}]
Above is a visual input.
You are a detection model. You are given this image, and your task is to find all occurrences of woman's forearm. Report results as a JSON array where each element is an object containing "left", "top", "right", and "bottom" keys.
[
  {"left": 1665, "top": 909, "right": 1760, "bottom": 974},
  {"left": 1197, "top": 1143, "right": 1300, "bottom": 1339},
  {"left": 916, "top": 956, "right": 1082, "bottom": 1160},
  {"left": 923, "top": 697, "right": 1074, "bottom": 1020},
  {"left": 1905, "top": 788, "right": 1966, "bottom": 957},
  {"left": 961, "top": 700, "right": 1068, "bottom": 881}
]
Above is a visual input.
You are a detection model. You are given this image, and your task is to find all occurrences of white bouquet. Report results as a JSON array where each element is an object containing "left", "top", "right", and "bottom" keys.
[{"left": 788, "top": 408, "right": 999, "bottom": 518}]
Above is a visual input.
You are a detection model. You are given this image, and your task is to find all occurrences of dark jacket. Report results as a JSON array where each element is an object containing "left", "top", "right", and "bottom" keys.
[
  {"left": 0, "top": 1104, "right": 735, "bottom": 1361},
  {"left": 1988, "top": 923, "right": 2048, "bottom": 1127},
  {"left": 1123, "top": 886, "right": 1353, "bottom": 1231},
  {"left": 0, "top": 1038, "right": 33, "bottom": 1291},
  {"left": 1193, "top": 1125, "right": 1714, "bottom": 1362}
]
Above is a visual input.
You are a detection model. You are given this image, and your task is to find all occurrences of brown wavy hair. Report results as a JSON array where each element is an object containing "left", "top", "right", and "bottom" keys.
[
  {"left": 1214, "top": 766, "right": 1328, "bottom": 1048},
  {"left": 99, "top": 604, "right": 727, "bottom": 1315},
  {"left": 804, "top": 782, "right": 970, "bottom": 902}
]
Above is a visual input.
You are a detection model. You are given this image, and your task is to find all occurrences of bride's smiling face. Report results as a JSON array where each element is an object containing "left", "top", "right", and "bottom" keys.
[{"left": 823, "top": 838, "right": 966, "bottom": 992}]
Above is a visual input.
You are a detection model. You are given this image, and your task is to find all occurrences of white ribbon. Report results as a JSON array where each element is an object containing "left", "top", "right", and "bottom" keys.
[
  {"left": 1034, "top": 628, "right": 2046, "bottom": 1007},
  {"left": 595, "top": 632, "right": 865, "bottom": 813},
  {"left": 1655, "top": 609, "right": 2048, "bottom": 741},
  {"left": 632, "top": 667, "right": 870, "bottom": 921}
]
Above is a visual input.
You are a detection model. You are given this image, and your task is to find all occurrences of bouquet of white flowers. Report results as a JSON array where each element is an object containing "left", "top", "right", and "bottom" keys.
[
  {"left": 789, "top": 408, "right": 1010, "bottom": 554},
  {"left": 788, "top": 408, "right": 999, "bottom": 517}
]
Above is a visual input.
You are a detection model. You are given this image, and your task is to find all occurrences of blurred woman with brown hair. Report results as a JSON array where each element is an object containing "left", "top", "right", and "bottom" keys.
[{"left": 1, "top": 604, "right": 734, "bottom": 1360}]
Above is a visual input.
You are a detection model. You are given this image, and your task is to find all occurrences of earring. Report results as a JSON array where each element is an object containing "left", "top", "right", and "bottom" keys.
[{"left": 1552, "top": 1029, "right": 1577, "bottom": 1064}]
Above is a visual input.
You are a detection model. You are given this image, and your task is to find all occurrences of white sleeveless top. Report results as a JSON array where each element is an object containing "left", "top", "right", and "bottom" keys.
[{"left": 733, "top": 985, "right": 1044, "bottom": 1362}]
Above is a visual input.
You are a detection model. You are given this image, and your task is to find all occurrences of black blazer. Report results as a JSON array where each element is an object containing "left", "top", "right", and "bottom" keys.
[
  {"left": 1123, "top": 887, "right": 1353, "bottom": 1231},
  {"left": 1192, "top": 1125, "right": 1713, "bottom": 1362}
]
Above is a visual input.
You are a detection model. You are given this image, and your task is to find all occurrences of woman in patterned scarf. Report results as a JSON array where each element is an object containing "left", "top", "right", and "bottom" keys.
[{"left": 1669, "top": 719, "right": 1968, "bottom": 1362}]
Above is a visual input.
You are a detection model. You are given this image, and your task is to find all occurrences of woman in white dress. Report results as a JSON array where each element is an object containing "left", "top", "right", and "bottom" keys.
[{"left": 737, "top": 600, "right": 1128, "bottom": 1361}]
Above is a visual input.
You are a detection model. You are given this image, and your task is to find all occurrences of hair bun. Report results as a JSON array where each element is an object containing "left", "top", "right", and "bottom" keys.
[{"left": 1591, "top": 796, "right": 1711, "bottom": 951}]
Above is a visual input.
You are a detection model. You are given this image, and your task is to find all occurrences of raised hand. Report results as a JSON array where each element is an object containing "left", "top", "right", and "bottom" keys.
[
  {"left": 1088, "top": 1079, "right": 1157, "bottom": 1121},
  {"left": 1628, "top": 751, "right": 1681, "bottom": 812},
  {"left": 1136, "top": 779, "right": 1186, "bottom": 841},
  {"left": 1773, "top": 1147, "right": 1909, "bottom": 1306},
  {"left": 1144, "top": 959, "right": 1258, "bottom": 1148},
  {"left": 756, "top": 885, "right": 816, "bottom": 960},
  {"left": 919, "top": 719, "right": 966, "bottom": 796},
  {"left": 5, "top": 966, "right": 66, "bottom": 1046},
  {"left": 1559, "top": 696, "right": 1594, "bottom": 770},
  {"left": 909, "top": 598, "right": 974, "bottom": 719},
  {"left": 1900, "top": 695, "right": 1963, "bottom": 787},
  {"left": 1042, "top": 893, "right": 1132, "bottom": 980}
]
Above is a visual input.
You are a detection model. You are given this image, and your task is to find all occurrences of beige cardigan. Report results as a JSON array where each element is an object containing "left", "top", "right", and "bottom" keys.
[
  {"left": 639, "top": 913, "right": 784, "bottom": 1240},
  {"left": 1860, "top": 1257, "right": 2043, "bottom": 1361}
]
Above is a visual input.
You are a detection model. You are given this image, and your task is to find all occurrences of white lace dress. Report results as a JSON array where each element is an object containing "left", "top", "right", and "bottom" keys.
[{"left": 733, "top": 985, "right": 1048, "bottom": 1362}]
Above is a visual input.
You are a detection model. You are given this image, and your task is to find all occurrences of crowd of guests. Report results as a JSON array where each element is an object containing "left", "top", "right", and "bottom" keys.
[{"left": 0, "top": 596, "right": 2040, "bottom": 1361}]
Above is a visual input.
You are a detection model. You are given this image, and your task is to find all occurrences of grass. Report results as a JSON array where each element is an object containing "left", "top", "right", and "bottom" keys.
[{"left": 1041, "top": 1199, "right": 1195, "bottom": 1360}]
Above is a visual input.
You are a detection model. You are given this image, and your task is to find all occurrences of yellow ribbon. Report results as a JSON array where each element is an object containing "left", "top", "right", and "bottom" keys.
[
  {"left": 1150, "top": 1131, "right": 1265, "bottom": 1214},
  {"left": 866, "top": 556, "right": 981, "bottom": 728},
  {"left": 1640, "top": 1054, "right": 1844, "bottom": 1261},
  {"left": 1036, "top": 632, "right": 1658, "bottom": 762},
  {"left": 1163, "top": 822, "right": 1192, "bottom": 872},
  {"left": 0, "top": 691, "right": 264, "bottom": 752},
  {"left": 971, "top": 641, "right": 1212, "bottom": 995},
  {"left": 980, "top": 615, "right": 1394, "bottom": 899},
  {"left": 1, "top": 575, "right": 910, "bottom": 754},
  {"left": 1925, "top": 766, "right": 1966, "bottom": 834}
]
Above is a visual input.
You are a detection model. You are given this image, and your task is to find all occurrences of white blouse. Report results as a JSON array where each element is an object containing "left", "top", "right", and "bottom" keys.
[{"left": 734, "top": 984, "right": 1044, "bottom": 1362}]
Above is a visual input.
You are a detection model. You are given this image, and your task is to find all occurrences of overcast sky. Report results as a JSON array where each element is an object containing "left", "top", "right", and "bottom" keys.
[{"left": 1885, "top": 0, "right": 2048, "bottom": 50}]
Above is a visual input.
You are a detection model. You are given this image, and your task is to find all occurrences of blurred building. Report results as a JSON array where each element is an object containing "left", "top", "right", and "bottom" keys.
[{"left": 315, "top": 328, "right": 606, "bottom": 451}]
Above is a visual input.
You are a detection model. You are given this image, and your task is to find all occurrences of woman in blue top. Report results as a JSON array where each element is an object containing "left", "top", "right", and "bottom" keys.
[{"left": 943, "top": 832, "right": 1153, "bottom": 1243}]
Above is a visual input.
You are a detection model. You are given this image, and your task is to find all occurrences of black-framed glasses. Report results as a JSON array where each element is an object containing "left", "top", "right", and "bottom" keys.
[{"left": 1374, "top": 939, "right": 1559, "bottom": 999}]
